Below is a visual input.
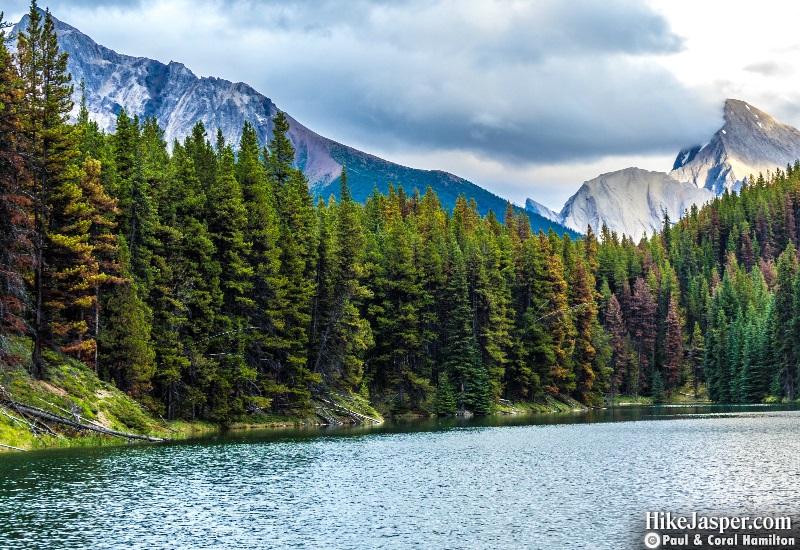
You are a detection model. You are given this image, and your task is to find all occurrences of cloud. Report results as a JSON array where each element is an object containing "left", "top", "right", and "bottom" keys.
[
  {"left": 3, "top": 0, "right": 139, "bottom": 20},
  {"left": 743, "top": 61, "right": 793, "bottom": 77}
]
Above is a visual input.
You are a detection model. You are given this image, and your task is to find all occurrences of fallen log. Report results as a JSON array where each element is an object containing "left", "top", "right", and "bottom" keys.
[
  {"left": 318, "top": 396, "right": 382, "bottom": 425},
  {"left": 0, "top": 398, "right": 163, "bottom": 442},
  {"left": 1, "top": 402, "right": 58, "bottom": 437},
  {"left": 315, "top": 406, "right": 343, "bottom": 425},
  {"left": 0, "top": 442, "right": 25, "bottom": 451}
]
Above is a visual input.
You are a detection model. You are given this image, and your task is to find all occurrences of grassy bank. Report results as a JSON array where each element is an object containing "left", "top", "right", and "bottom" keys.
[{"left": 0, "top": 338, "right": 330, "bottom": 451}]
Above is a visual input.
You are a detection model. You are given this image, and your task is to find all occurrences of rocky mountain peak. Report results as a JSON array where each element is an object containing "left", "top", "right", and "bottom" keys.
[{"left": 670, "top": 99, "right": 800, "bottom": 193}]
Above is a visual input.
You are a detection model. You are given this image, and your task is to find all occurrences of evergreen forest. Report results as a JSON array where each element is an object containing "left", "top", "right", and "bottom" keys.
[{"left": 2, "top": 4, "right": 800, "bottom": 423}]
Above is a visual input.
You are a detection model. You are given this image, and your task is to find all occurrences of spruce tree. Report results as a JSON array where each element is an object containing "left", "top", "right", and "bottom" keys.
[
  {"left": 441, "top": 238, "right": 482, "bottom": 412},
  {"left": 205, "top": 145, "right": 254, "bottom": 419},
  {"left": 605, "top": 294, "right": 629, "bottom": 397},
  {"left": 772, "top": 244, "right": 797, "bottom": 399},
  {"left": 266, "top": 111, "right": 294, "bottom": 186},
  {"left": 310, "top": 168, "right": 373, "bottom": 391},
  {"left": 687, "top": 322, "right": 704, "bottom": 398},
  {"left": 98, "top": 237, "right": 156, "bottom": 398},
  {"left": 663, "top": 296, "right": 683, "bottom": 395},
  {"left": 569, "top": 254, "right": 599, "bottom": 404},
  {"left": 236, "top": 120, "right": 286, "bottom": 409},
  {"left": 268, "top": 115, "right": 319, "bottom": 411}
]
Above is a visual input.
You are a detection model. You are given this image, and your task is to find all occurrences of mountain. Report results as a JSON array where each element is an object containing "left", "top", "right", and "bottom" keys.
[
  {"left": 524, "top": 198, "right": 560, "bottom": 223},
  {"left": 670, "top": 99, "right": 800, "bottom": 193},
  {"left": 12, "top": 12, "right": 575, "bottom": 237},
  {"left": 529, "top": 99, "right": 800, "bottom": 240},
  {"left": 557, "top": 168, "right": 713, "bottom": 239}
]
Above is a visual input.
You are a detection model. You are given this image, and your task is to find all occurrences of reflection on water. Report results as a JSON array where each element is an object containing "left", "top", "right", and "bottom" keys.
[{"left": 1, "top": 404, "right": 799, "bottom": 549}]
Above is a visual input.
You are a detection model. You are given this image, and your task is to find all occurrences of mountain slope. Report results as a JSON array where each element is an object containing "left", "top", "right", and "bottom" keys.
[
  {"left": 671, "top": 99, "right": 800, "bottom": 193},
  {"left": 557, "top": 168, "right": 713, "bottom": 239},
  {"left": 12, "top": 12, "right": 574, "bottom": 236}
]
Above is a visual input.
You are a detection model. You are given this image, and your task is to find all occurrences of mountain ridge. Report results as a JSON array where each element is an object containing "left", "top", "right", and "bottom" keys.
[{"left": 12, "top": 12, "right": 576, "bottom": 237}]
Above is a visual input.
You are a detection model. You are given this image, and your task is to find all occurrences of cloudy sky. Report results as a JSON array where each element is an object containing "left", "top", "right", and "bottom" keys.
[{"left": 5, "top": 0, "right": 800, "bottom": 209}]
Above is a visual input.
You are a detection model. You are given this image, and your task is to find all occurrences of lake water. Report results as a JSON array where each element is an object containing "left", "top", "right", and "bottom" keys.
[{"left": 1, "top": 404, "right": 800, "bottom": 549}]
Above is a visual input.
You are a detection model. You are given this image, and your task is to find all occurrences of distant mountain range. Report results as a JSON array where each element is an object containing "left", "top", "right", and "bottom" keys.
[
  {"left": 12, "top": 12, "right": 576, "bottom": 237},
  {"left": 528, "top": 99, "right": 800, "bottom": 240}
]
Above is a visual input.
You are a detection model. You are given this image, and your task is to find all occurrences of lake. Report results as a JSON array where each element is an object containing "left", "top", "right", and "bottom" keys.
[{"left": 1, "top": 404, "right": 800, "bottom": 549}]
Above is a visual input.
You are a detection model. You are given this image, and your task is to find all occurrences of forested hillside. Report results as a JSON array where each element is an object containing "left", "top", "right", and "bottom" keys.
[{"left": 2, "top": 4, "right": 798, "bottom": 424}]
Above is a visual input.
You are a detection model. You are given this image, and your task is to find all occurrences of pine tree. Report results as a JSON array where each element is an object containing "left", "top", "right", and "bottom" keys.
[
  {"left": 366, "top": 212, "right": 430, "bottom": 412},
  {"left": 737, "top": 305, "right": 770, "bottom": 403},
  {"left": 98, "top": 237, "right": 156, "bottom": 398},
  {"left": 628, "top": 277, "right": 656, "bottom": 397},
  {"left": 434, "top": 372, "right": 457, "bottom": 415},
  {"left": 205, "top": 145, "right": 254, "bottom": 419},
  {"left": 772, "top": 244, "right": 797, "bottom": 399},
  {"left": 569, "top": 254, "right": 599, "bottom": 403},
  {"left": 266, "top": 111, "right": 293, "bottom": 186},
  {"left": 605, "top": 294, "right": 630, "bottom": 397},
  {"left": 469, "top": 224, "right": 513, "bottom": 403},
  {"left": 75, "top": 156, "right": 121, "bottom": 370},
  {"left": 110, "top": 108, "right": 138, "bottom": 219},
  {"left": 150, "top": 142, "right": 220, "bottom": 419},
  {"left": 441, "top": 238, "right": 483, "bottom": 412},
  {"left": 310, "top": 168, "right": 373, "bottom": 391},
  {"left": 686, "top": 322, "right": 704, "bottom": 397},
  {"left": 17, "top": 3, "right": 84, "bottom": 376}
]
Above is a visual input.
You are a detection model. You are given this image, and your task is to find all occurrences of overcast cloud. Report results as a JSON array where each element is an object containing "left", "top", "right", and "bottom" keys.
[{"left": 5, "top": 0, "right": 800, "bottom": 208}]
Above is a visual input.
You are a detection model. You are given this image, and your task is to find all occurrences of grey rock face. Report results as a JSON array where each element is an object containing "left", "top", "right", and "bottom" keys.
[
  {"left": 524, "top": 198, "right": 560, "bottom": 223},
  {"left": 557, "top": 168, "right": 713, "bottom": 241},
  {"left": 670, "top": 99, "right": 800, "bottom": 193}
]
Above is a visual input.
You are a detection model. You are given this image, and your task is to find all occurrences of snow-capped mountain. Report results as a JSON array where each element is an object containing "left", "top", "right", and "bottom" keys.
[
  {"left": 529, "top": 99, "right": 800, "bottom": 240},
  {"left": 670, "top": 99, "right": 800, "bottom": 193},
  {"left": 12, "top": 12, "right": 572, "bottom": 235}
]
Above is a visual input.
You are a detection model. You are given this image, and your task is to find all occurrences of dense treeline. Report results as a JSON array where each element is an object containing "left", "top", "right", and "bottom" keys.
[{"left": 2, "top": 3, "right": 799, "bottom": 422}]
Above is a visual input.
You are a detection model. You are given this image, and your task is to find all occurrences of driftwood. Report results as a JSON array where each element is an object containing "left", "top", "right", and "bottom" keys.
[
  {"left": 0, "top": 442, "right": 25, "bottom": 451},
  {"left": 315, "top": 406, "right": 343, "bottom": 426},
  {"left": 0, "top": 387, "right": 163, "bottom": 442},
  {"left": 317, "top": 396, "right": 382, "bottom": 425},
  {"left": 0, "top": 406, "right": 37, "bottom": 431},
  {"left": 1, "top": 401, "right": 59, "bottom": 437},
  {"left": 9, "top": 401, "right": 164, "bottom": 442}
]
